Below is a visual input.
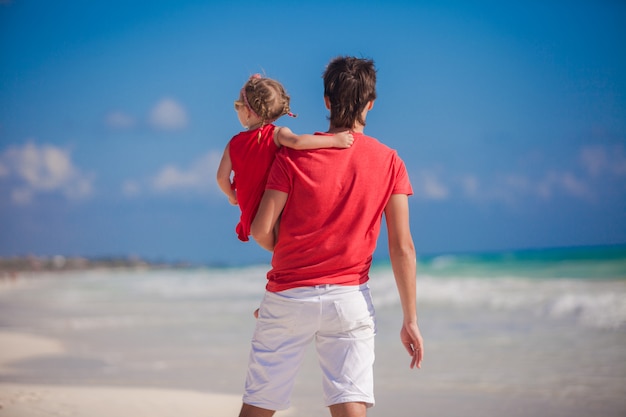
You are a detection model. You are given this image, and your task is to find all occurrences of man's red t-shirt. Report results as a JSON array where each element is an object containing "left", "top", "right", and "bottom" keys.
[{"left": 265, "top": 132, "right": 413, "bottom": 292}]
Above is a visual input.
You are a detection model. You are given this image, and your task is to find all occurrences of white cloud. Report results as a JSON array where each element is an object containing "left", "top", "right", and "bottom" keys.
[
  {"left": 11, "top": 188, "right": 33, "bottom": 205},
  {"left": 152, "top": 165, "right": 198, "bottom": 190},
  {"left": 537, "top": 171, "right": 589, "bottom": 199},
  {"left": 119, "top": 151, "right": 221, "bottom": 197},
  {"left": 17, "top": 144, "right": 72, "bottom": 190},
  {"left": 65, "top": 177, "right": 94, "bottom": 200},
  {"left": 152, "top": 151, "right": 221, "bottom": 192},
  {"left": 580, "top": 146, "right": 607, "bottom": 177},
  {"left": 459, "top": 175, "right": 479, "bottom": 197},
  {"left": 486, "top": 171, "right": 589, "bottom": 203},
  {"left": 122, "top": 180, "right": 141, "bottom": 197},
  {"left": 106, "top": 111, "right": 136, "bottom": 129},
  {"left": 580, "top": 144, "right": 626, "bottom": 177},
  {"left": 0, "top": 142, "right": 94, "bottom": 204},
  {"left": 614, "top": 157, "right": 626, "bottom": 176},
  {"left": 480, "top": 174, "right": 531, "bottom": 206},
  {"left": 414, "top": 169, "right": 584, "bottom": 204},
  {"left": 608, "top": 145, "right": 626, "bottom": 176},
  {"left": 502, "top": 174, "right": 531, "bottom": 192},
  {"left": 149, "top": 98, "right": 188, "bottom": 131},
  {"left": 413, "top": 171, "right": 449, "bottom": 200}
]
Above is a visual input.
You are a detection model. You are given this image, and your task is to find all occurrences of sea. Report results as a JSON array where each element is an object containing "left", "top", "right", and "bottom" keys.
[{"left": 1, "top": 244, "right": 625, "bottom": 417}]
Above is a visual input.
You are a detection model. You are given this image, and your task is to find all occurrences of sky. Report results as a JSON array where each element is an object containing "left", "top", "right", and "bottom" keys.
[{"left": 1, "top": 0, "right": 625, "bottom": 266}]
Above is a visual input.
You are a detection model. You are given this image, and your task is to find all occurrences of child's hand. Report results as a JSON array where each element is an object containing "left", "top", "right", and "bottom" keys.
[{"left": 334, "top": 131, "right": 354, "bottom": 148}]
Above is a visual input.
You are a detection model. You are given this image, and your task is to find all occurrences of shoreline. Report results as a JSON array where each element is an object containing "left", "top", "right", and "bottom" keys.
[
  {"left": 2, "top": 242, "right": 625, "bottom": 275},
  {"left": 1, "top": 267, "right": 624, "bottom": 417},
  {"left": 0, "top": 256, "right": 194, "bottom": 277}
]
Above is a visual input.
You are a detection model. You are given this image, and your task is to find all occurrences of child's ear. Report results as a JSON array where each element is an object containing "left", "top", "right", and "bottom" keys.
[
  {"left": 324, "top": 96, "right": 331, "bottom": 110},
  {"left": 367, "top": 100, "right": 375, "bottom": 110}
]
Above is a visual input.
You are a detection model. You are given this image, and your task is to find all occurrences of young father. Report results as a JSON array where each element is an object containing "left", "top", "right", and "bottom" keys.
[{"left": 241, "top": 56, "right": 424, "bottom": 417}]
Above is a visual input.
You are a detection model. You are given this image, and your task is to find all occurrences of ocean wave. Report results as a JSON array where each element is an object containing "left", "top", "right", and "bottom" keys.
[
  {"left": 19, "top": 265, "right": 625, "bottom": 331},
  {"left": 120, "top": 267, "right": 269, "bottom": 301},
  {"left": 369, "top": 269, "right": 626, "bottom": 330},
  {"left": 546, "top": 292, "right": 626, "bottom": 329}
]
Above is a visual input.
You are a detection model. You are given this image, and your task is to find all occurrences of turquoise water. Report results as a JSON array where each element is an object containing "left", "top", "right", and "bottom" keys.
[
  {"left": 372, "top": 245, "right": 626, "bottom": 330},
  {"left": 413, "top": 244, "right": 626, "bottom": 280}
]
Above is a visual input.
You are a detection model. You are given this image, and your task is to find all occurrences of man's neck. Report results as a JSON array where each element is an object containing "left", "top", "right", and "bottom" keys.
[{"left": 327, "top": 124, "right": 365, "bottom": 134}]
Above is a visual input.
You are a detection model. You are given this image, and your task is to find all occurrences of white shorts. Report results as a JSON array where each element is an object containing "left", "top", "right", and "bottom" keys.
[{"left": 242, "top": 283, "right": 376, "bottom": 411}]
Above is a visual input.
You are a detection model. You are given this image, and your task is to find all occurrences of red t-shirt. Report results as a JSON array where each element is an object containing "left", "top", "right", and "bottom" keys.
[
  {"left": 265, "top": 132, "right": 413, "bottom": 292},
  {"left": 229, "top": 124, "right": 279, "bottom": 241}
]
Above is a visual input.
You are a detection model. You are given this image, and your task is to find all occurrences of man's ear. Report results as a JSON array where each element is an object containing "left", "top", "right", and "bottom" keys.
[
  {"left": 367, "top": 100, "right": 375, "bottom": 110},
  {"left": 324, "top": 96, "right": 331, "bottom": 110}
]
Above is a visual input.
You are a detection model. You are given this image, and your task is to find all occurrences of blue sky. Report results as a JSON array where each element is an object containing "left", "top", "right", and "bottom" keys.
[{"left": 1, "top": 0, "right": 625, "bottom": 265}]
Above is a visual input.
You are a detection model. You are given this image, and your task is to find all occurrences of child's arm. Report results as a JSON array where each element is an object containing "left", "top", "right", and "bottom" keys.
[
  {"left": 274, "top": 126, "right": 353, "bottom": 150},
  {"left": 216, "top": 143, "right": 238, "bottom": 206}
]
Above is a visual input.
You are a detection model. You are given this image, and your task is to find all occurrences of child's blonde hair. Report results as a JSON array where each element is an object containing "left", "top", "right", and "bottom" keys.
[{"left": 238, "top": 74, "right": 296, "bottom": 125}]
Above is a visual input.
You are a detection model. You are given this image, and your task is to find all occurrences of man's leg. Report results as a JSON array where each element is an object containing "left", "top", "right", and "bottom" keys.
[
  {"left": 242, "top": 290, "right": 317, "bottom": 412},
  {"left": 239, "top": 403, "right": 275, "bottom": 417},
  {"left": 317, "top": 285, "right": 376, "bottom": 411},
  {"left": 329, "top": 402, "right": 367, "bottom": 417}
]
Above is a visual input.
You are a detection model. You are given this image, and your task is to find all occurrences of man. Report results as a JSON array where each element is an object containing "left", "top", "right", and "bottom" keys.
[{"left": 242, "top": 56, "right": 424, "bottom": 417}]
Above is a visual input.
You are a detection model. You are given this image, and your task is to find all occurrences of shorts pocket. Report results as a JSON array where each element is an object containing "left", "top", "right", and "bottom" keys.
[
  {"left": 257, "top": 292, "right": 305, "bottom": 335},
  {"left": 333, "top": 293, "right": 376, "bottom": 336}
]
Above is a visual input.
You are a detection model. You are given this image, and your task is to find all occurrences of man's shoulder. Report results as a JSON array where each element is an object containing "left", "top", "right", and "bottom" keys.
[{"left": 359, "top": 134, "right": 399, "bottom": 155}]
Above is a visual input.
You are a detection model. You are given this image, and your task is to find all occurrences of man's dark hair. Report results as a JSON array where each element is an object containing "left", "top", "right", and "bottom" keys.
[{"left": 323, "top": 56, "right": 377, "bottom": 129}]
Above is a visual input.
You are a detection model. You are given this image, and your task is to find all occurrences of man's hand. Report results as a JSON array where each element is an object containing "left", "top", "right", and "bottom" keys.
[{"left": 401, "top": 321, "right": 424, "bottom": 369}]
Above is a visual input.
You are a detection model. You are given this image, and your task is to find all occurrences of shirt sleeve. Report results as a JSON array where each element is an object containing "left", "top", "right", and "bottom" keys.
[
  {"left": 265, "top": 149, "right": 291, "bottom": 194},
  {"left": 392, "top": 153, "right": 414, "bottom": 196}
]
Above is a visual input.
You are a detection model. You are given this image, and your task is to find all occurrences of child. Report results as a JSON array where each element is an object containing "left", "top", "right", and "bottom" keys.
[{"left": 216, "top": 74, "right": 353, "bottom": 242}]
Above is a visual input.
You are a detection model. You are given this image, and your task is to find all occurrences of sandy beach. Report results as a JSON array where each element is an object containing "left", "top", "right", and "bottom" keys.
[
  {"left": 0, "top": 267, "right": 624, "bottom": 417},
  {"left": 0, "top": 331, "right": 273, "bottom": 417},
  {"left": 0, "top": 382, "right": 243, "bottom": 417}
]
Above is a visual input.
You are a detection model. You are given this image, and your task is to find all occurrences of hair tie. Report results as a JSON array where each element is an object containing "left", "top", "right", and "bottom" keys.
[
  {"left": 241, "top": 74, "right": 263, "bottom": 118},
  {"left": 287, "top": 111, "right": 297, "bottom": 118}
]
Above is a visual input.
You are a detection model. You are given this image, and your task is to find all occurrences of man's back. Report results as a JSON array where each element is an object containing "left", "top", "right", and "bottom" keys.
[{"left": 265, "top": 132, "right": 413, "bottom": 292}]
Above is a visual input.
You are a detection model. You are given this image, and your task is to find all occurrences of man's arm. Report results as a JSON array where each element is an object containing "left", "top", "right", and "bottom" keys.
[
  {"left": 250, "top": 189, "right": 288, "bottom": 251},
  {"left": 384, "top": 193, "right": 424, "bottom": 369}
]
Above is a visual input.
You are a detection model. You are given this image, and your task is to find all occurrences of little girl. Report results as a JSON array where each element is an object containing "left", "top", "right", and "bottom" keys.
[{"left": 217, "top": 74, "right": 353, "bottom": 242}]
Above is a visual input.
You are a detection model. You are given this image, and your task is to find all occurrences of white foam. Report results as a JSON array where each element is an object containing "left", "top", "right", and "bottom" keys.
[
  {"left": 547, "top": 292, "right": 626, "bottom": 329},
  {"left": 369, "top": 268, "right": 626, "bottom": 329}
]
